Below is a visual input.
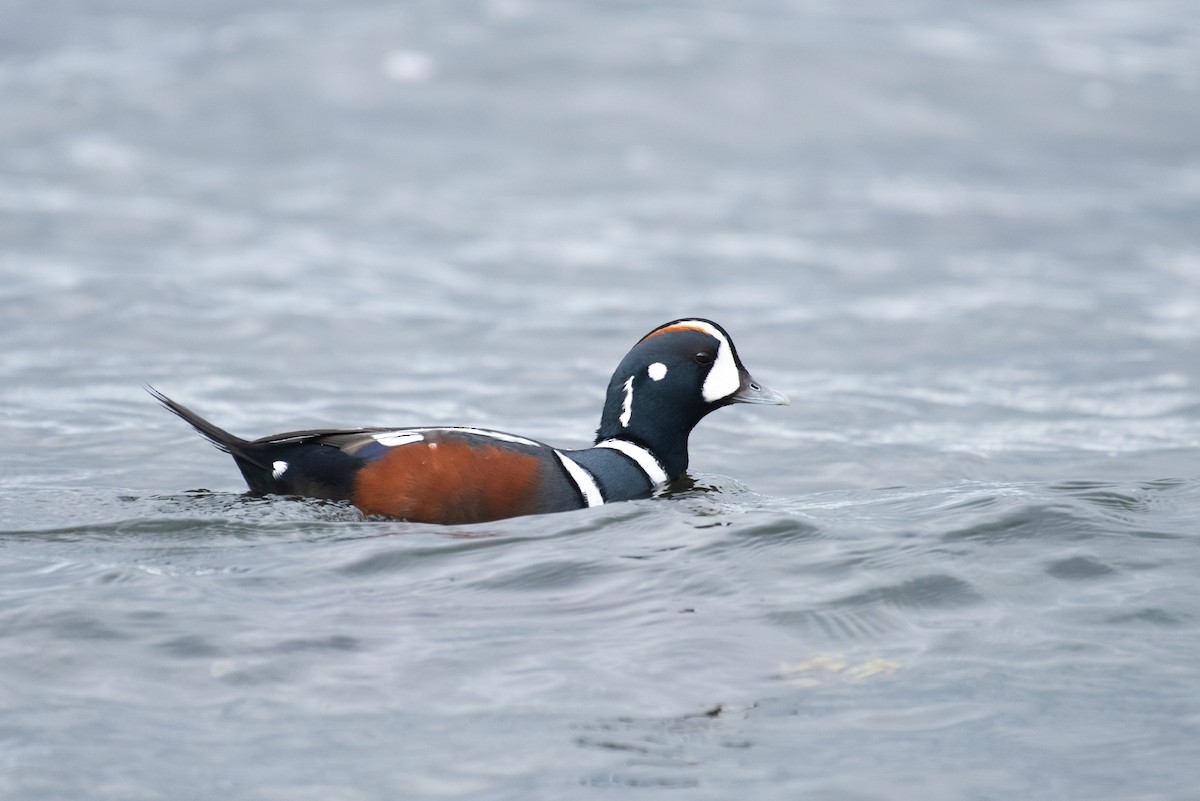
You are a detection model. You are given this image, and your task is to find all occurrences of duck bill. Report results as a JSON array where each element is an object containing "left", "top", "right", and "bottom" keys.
[{"left": 729, "top": 373, "right": 789, "bottom": 405}]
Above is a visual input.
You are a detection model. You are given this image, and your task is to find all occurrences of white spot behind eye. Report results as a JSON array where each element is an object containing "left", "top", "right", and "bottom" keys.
[
  {"left": 272, "top": 461, "right": 288, "bottom": 479},
  {"left": 648, "top": 362, "right": 667, "bottom": 381},
  {"left": 620, "top": 376, "right": 635, "bottom": 427}
]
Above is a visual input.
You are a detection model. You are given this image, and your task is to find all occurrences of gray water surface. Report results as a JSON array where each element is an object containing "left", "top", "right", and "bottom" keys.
[{"left": 3, "top": 2, "right": 1200, "bottom": 799}]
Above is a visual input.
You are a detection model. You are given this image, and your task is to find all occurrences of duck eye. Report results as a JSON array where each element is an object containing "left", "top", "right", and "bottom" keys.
[{"left": 693, "top": 351, "right": 714, "bottom": 365}]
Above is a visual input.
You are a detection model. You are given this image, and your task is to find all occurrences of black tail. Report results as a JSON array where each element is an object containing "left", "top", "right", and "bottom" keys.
[
  {"left": 147, "top": 386, "right": 271, "bottom": 474},
  {"left": 149, "top": 386, "right": 364, "bottom": 501}
]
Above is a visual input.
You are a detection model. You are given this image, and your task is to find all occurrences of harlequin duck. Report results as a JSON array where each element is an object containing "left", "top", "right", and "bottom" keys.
[{"left": 151, "top": 318, "right": 787, "bottom": 524}]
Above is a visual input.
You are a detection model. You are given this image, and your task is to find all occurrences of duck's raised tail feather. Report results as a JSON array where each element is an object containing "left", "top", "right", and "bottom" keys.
[{"left": 146, "top": 386, "right": 270, "bottom": 472}]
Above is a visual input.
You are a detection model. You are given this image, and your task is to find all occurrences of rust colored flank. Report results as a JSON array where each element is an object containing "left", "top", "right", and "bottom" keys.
[{"left": 351, "top": 435, "right": 544, "bottom": 524}]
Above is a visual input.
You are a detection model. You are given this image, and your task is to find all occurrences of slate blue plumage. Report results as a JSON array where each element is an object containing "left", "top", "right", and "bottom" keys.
[{"left": 152, "top": 318, "right": 787, "bottom": 524}]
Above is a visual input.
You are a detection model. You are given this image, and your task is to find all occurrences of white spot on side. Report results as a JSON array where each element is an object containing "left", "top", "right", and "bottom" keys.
[
  {"left": 620, "top": 376, "right": 635, "bottom": 427},
  {"left": 271, "top": 461, "right": 288, "bottom": 479},
  {"left": 555, "top": 451, "right": 604, "bottom": 507},
  {"left": 595, "top": 439, "right": 669, "bottom": 487},
  {"left": 428, "top": 442, "right": 438, "bottom": 450},
  {"left": 647, "top": 362, "right": 667, "bottom": 381},
  {"left": 374, "top": 431, "right": 425, "bottom": 448}
]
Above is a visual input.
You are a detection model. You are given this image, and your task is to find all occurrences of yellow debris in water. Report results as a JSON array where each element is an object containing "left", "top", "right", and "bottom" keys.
[{"left": 777, "top": 653, "right": 901, "bottom": 685}]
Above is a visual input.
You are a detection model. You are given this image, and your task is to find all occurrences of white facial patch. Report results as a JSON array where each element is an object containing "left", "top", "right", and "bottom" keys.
[
  {"left": 678, "top": 320, "right": 740, "bottom": 403},
  {"left": 271, "top": 461, "right": 288, "bottom": 479},
  {"left": 647, "top": 362, "right": 667, "bottom": 381},
  {"left": 620, "top": 376, "right": 635, "bottom": 427},
  {"left": 703, "top": 342, "right": 740, "bottom": 402}
]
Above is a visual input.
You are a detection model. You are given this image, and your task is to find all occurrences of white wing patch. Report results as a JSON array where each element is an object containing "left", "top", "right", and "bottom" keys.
[
  {"left": 371, "top": 427, "right": 541, "bottom": 448},
  {"left": 619, "top": 376, "right": 635, "bottom": 427},
  {"left": 415, "top": 427, "right": 540, "bottom": 446},
  {"left": 373, "top": 431, "right": 426, "bottom": 447},
  {"left": 271, "top": 460, "right": 289, "bottom": 479},
  {"left": 647, "top": 362, "right": 667, "bottom": 381}
]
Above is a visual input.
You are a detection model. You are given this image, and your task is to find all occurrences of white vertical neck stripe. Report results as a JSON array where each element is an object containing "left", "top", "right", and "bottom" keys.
[
  {"left": 619, "top": 375, "right": 634, "bottom": 427},
  {"left": 555, "top": 451, "right": 605, "bottom": 507},
  {"left": 594, "top": 438, "right": 670, "bottom": 487}
]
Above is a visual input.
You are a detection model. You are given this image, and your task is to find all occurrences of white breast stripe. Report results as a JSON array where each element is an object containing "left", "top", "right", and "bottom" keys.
[
  {"left": 595, "top": 438, "right": 670, "bottom": 487},
  {"left": 555, "top": 451, "right": 605, "bottom": 507}
]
